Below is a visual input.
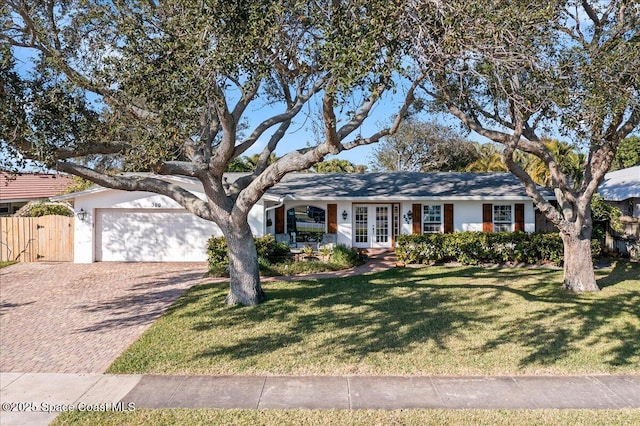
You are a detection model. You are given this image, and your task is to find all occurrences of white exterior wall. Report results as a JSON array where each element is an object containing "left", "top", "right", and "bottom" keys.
[
  {"left": 396, "top": 200, "right": 535, "bottom": 237},
  {"left": 71, "top": 186, "right": 539, "bottom": 263},
  {"left": 248, "top": 200, "right": 264, "bottom": 237},
  {"left": 400, "top": 202, "right": 413, "bottom": 235},
  {"left": 73, "top": 188, "right": 262, "bottom": 263},
  {"left": 75, "top": 189, "right": 193, "bottom": 263},
  {"left": 452, "top": 201, "right": 483, "bottom": 232},
  {"left": 263, "top": 201, "right": 278, "bottom": 236},
  {"left": 524, "top": 203, "right": 535, "bottom": 233},
  {"left": 336, "top": 201, "right": 352, "bottom": 246}
]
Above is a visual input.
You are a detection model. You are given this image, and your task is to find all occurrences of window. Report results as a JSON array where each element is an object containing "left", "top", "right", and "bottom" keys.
[
  {"left": 393, "top": 204, "right": 400, "bottom": 240},
  {"left": 286, "top": 205, "right": 326, "bottom": 242},
  {"left": 423, "top": 205, "right": 442, "bottom": 233},
  {"left": 354, "top": 206, "right": 368, "bottom": 243},
  {"left": 493, "top": 205, "right": 512, "bottom": 232}
]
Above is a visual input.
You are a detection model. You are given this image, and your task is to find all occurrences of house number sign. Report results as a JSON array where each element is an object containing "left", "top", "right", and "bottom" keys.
[{"left": 151, "top": 202, "right": 161, "bottom": 208}]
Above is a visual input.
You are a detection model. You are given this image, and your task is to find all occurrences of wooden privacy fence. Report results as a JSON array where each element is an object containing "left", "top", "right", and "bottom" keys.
[{"left": 0, "top": 215, "right": 74, "bottom": 262}]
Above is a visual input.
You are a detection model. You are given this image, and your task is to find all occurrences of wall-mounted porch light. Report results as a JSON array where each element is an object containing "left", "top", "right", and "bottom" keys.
[
  {"left": 342, "top": 210, "right": 348, "bottom": 221},
  {"left": 77, "top": 208, "right": 88, "bottom": 222},
  {"left": 403, "top": 210, "right": 412, "bottom": 224}
]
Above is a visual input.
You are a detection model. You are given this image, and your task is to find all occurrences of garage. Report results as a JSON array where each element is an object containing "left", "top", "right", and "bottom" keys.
[{"left": 95, "top": 209, "right": 219, "bottom": 262}]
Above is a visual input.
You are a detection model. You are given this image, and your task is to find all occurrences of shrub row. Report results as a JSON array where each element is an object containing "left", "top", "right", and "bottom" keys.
[{"left": 395, "top": 232, "right": 601, "bottom": 266}]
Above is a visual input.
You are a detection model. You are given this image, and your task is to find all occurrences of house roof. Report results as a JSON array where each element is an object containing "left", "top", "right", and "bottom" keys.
[
  {"left": 264, "top": 172, "right": 553, "bottom": 201},
  {"left": 598, "top": 166, "right": 640, "bottom": 202},
  {"left": 53, "top": 171, "right": 553, "bottom": 202},
  {"left": 0, "top": 172, "right": 74, "bottom": 203}
]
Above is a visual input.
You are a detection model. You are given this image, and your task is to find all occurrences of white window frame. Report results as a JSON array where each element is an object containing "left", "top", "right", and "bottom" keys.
[
  {"left": 493, "top": 204, "right": 513, "bottom": 232},
  {"left": 422, "top": 204, "right": 442, "bottom": 234}
]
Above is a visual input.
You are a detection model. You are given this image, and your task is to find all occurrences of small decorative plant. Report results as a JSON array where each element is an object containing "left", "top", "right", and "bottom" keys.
[
  {"left": 319, "top": 245, "right": 332, "bottom": 261},
  {"left": 302, "top": 245, "right": 314, "bottom": 259}
]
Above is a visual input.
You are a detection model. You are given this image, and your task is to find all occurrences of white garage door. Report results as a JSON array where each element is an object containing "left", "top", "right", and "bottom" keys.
[{"left": 96, "top": 209, "right": 219, "bottom": 262}]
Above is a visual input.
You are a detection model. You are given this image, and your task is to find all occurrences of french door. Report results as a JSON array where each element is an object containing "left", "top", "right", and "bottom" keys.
[{"left": 353, "top": 204, "right": 392, "bottom": 248}]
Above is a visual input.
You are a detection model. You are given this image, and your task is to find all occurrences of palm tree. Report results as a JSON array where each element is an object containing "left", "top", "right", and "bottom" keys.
[
  {"left": 465, "top": 143, "right": 508, "bottom": 172},
  {"left": 520, "top": 140, "right": 585, "bottom": 188}
]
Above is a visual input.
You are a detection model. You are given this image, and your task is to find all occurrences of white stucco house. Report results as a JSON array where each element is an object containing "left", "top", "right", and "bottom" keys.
[{"left": 54, "top": 172, "right": 553, "bottom": 263}]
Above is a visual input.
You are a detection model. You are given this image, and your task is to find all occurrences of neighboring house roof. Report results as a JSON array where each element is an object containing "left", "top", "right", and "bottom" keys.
[
  {"left": 265, "top": 172, "right": 554, "bottom": 201},
  {"left": 0, "top": 172, "right": 74, "bottom": 203},
  {"left": 598, "top": 166, "right": 640, "bottom": 202}
]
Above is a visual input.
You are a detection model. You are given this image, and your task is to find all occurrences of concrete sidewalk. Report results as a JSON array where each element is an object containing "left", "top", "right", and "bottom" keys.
[{"left": 2, "top": 373, "right": 639, "bottom": 425}]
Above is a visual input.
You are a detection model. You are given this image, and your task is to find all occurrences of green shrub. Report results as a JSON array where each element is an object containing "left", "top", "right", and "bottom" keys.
[
  {"left": 207, "top": 234, "right": 291, "bottom": 276},
  {"left": 331, "top": 244, "right": 366, "bottom": 267},
  {"left": 207, "top": 236, "right": 368, "bottom": 277},
  {"left": 395, "top": 232, "right": 599, "bottom": 266},
  {"left": 25, "top": 202, "right": 73, "bottom": 217},
  {"left": 261, "top": 260, "right": 344, "bottom": 276},
  {"left": 207, "top": 237, "right": 230, "bottom": 276},
  {"left": 254, "top": 234, "right": 290, "bottom": 258}
]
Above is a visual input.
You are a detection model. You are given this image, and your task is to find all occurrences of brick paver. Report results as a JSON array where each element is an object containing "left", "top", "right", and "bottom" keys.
[{"left": 0, "top": 262, "right": 207, "bottom": 373}]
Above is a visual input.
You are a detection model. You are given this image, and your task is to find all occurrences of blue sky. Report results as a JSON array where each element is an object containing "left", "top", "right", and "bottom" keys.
[{"left": 8, "top": 40, "right": 490, "bottom": 172}]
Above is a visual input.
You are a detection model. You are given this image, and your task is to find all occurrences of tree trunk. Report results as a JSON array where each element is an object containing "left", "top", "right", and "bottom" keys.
[
  {"left": 560, "top": 232, "right": 600, "bottom": 292},
  {"left": 222, "top": 221, "right": 266, "bottom": 306}
]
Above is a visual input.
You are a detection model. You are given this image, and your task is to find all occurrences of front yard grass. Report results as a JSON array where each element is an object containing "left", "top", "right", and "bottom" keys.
[
  {"left": 52, "top": 408, "right": 640, "bottom": 426},
  {"left": 108, "top": 261, "right": 640, "bottom": 376}
]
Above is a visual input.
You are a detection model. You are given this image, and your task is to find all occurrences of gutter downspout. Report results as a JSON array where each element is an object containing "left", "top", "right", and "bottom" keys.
[{"left": 263, "top": 195, "right": 292, "bottom": 235}]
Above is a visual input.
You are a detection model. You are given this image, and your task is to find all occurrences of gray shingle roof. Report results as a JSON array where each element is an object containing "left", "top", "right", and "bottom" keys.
[
  {"left": 266, "top": 172, "right": 552, "bottom": 200},
  {"left": 598, "top": 166, "right": 640, "bottom": 201}
]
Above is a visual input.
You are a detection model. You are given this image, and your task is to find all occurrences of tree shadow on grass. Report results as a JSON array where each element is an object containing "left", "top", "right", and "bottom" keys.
[
  {"left": 596, "top": 260, "right": 640, "bottom": 289},
  {"left": 481, "top": 261, "right": 640, "bottom": 369},
  {"left": 156, "top": 263, "right": 638, "bottom": 374}
]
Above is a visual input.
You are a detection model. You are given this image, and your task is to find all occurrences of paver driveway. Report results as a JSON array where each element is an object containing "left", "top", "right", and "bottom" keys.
[{"left": 0, "top": 262, "right": 208, "bottom": 373}]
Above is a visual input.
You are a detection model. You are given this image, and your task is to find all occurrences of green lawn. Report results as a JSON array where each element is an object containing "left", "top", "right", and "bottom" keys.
[
  {"left": 52, "top": 408, "right": 640, "bottom": 426},
  {"left": 108, "top": 261, "right": 639, "bottom": 376},
  {"left": 0, "top": 260, "right": 17, "bottom": 269}
]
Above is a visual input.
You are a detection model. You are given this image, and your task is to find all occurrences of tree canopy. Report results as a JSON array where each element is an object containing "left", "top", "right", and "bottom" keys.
[
  {"left": 1, "top": 0, "right": 422, "bottom": 305},
  {"left": 311, "top": 158, "right": 366, "bottom": 173},
  {"left": 3, "top": 0, "right": 637, "bottom": 298},
  {"left": 407, "top": 0, "right": 639, "bottom": 291},
  {"left": 370, "top": 119, "right": 478, "bottom": 172},
  {"left": 610, "top": 136, "right": 640, "bottom": 171}
]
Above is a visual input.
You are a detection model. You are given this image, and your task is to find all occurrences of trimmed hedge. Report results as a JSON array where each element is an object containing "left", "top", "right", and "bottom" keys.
[{"left": 395, "top": 232, "right": 601, "bottom": 266}]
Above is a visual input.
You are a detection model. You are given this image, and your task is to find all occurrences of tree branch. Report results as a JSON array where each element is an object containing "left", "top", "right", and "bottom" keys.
[
  {"left": 233, "top": 75, "right": 329, "bottom": 158},
  {"left": 157, "top": 161, "right": 205, "bottom": 177},
  {"left": 53, "top": 143, "right": 128, "bottom": 159},
  {"left": 233, "top": 74, "right": 425, "bottom": 213},
  {"left": 56, "top": 162, "right": 212, "bottom": 220}
]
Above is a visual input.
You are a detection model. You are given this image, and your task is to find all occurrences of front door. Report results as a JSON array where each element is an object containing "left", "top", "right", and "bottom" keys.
[{"left": 353, "top": 204, "right": 392, "bottom": 248}]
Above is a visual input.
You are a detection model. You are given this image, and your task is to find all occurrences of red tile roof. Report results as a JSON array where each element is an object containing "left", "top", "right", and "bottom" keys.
[{"left": 0, "top": 172, "right": 75, "bottom": 202}]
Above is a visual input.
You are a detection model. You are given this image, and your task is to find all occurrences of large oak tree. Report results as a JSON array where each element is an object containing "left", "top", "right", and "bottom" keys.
[
  {"left": 407, "top": 0, "right": 639, "bottom": 291},
  {"left": 1, "top": 0, "right": 422, "bottom": 305}
]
